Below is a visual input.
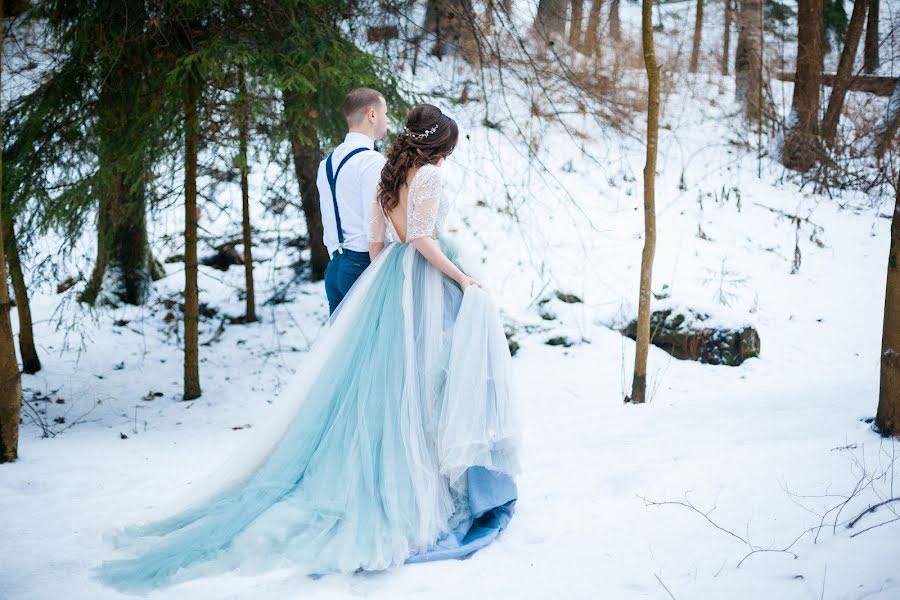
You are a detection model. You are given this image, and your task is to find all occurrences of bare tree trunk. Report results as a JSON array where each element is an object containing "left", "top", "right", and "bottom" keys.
[
  {"left": 237, "top": 64, "right": 256, "bottom": 323},
  {"left": 874, "top": 80, "right": 900, "bottom": 159},
  {"left": 864, "top": 0, "right": 879, "bottom": 74},
  {"left": 183, "top": 78, "right": 201, "bottom": 401},
  {"left": 782, "top": 0, "right": 824, "bottom": 171},
  {"left": 581, "top": 0, "right": 603, "bottom": 57},
  {"left": 821, "top": 0, "right": 869, "bottom": 146},
  {"left": 689, "top": 0, "right": 704, "bottom": 73},
  {"left": 536, "top": 0, "right": 568, "bottom": 37},
  {"left": 609, "top": 0, "right": 621, "bottom": 41},
  {"left": 876, "top": 178, "right": 900, "bottom": 436},
  {"left": 4, "top": 220, "right": 40, "bottom": 373},
  {"left": 735, "top": 0, "right": 762, "bottom": 120},
  {"left": 284, "top": 92, "right": 329, "bottom": 281},
  {"left": 722, "top": 0, "right": 732, "bottom": 75},
  {"left": 426, "top": 0, "right": 478, "bottom": 59},
  {"left": 0, "top": 0, "right": 22, "bottom": 462},
  {"left": 569, "top": 0, "right": 584, "bottom": 48},
  {"left": 629, "top": 0, "right": 660, "bottom": 405}
]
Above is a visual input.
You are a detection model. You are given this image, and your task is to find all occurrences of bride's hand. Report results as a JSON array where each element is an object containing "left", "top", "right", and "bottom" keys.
[{"left": 458, "top": 275, "right": 481, "bottom": 290}]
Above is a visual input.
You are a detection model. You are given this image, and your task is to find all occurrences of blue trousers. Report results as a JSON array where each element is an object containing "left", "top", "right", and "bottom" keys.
[{"left": 324, "top": 249, "right": 371, "bottom": 314}]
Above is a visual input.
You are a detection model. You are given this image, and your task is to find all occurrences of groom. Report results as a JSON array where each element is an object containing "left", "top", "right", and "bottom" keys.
[{"left": 317, "top": 88, "right": 389, "bottom": 315}]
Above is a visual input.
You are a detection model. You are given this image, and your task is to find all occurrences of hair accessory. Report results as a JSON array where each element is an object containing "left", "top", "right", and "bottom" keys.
[{"left": 403, "top": 123, "right": 439, "bottom": 140}]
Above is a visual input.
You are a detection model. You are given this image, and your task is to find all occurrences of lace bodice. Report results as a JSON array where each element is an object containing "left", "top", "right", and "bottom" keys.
[{"left": 368, "top": 164, "right": 449, "bottom": 244}]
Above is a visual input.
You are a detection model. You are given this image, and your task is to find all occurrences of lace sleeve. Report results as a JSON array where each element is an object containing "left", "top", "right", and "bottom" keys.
[
  {"left": 368, "top": 187, "right": 387, "bottom": 244},
  {"left": 407, "top": 165, "right": 442, "bottom": 241}
]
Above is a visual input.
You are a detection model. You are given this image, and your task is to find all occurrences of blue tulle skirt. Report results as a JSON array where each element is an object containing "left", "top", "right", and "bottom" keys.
[{"left": 96, "top": 242, "right": 521, "bottom": 593}]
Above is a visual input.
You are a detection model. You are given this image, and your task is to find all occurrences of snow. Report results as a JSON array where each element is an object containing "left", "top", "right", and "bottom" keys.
[{"left": 2, "top": 1, "right": 900, "bottom": 598}]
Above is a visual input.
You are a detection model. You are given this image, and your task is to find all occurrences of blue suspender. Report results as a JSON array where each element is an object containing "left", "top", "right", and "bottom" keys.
[{"left": 325, "top": 147, "right": 371, "bottom": 254}]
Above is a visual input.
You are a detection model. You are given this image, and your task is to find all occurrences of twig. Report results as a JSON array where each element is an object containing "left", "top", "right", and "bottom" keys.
[
  {"left": 847, "top": 497, "right": 900, "bottom": 529},
  {"left": 654, "top": 574, "right": 677, "bottom": 600},
  {"left": 849, "top": 516, "right": 900, "bottom": 538}
]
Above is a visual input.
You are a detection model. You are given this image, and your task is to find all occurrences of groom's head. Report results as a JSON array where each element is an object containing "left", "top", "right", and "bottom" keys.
[{"left": 344, "top": 88, "right": 388, "bottom": 141}]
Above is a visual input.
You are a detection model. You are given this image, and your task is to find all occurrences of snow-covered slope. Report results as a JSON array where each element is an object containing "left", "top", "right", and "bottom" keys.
[{"left": 2, "top": 1, "right": 899, "bottom": 598}]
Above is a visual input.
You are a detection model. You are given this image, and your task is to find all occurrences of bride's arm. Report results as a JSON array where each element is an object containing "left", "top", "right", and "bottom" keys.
[
  {"left": 411, "top": 237, "right": 478, "bottom": 288},
  {"left": 407, "top": 167, "right": 478, "bottom": 289},
  {"left": 368, "top": 241, "right": 384, "bottom": 262},
  {"left": 368, "top": 188, "right": 387, "bottom": 261}
]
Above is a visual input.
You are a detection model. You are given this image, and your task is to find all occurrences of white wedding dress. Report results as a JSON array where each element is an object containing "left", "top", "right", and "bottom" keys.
[{"left": 97, "top": 163, "right": 521, "bottom": 593}]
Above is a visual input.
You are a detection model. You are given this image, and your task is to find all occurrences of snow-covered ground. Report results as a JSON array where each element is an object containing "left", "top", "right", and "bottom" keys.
[{"left": 2, "top": 1, "right": 899, "bottom": 598}]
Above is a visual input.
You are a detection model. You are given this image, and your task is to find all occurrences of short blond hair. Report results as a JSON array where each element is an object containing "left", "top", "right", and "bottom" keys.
[{"left": 343, "top": 87, "right": 385, "bottom": 127}]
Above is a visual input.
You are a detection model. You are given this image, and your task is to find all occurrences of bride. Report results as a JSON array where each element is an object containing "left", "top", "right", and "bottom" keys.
[{"left": 97, "top": 104, "right": 521, "bottom": 592}]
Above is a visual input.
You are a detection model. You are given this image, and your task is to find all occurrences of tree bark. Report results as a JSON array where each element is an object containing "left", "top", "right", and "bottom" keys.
[
  {"left": 0, "top": 0, "right": 22, "bottom": 462},
  {"left": 426, "top": 0, "right": 478, "bottom": 59},
  {"left": 183, "top": 78, "right": 202, "bottom": 401},
  {"left": 536, "top": 0, "right": 568, "bottom": 37},
  {"left": 79, "top": 3, "right": 151, "bottom": 307},
  {"left": 581, "top": 0, "right": 603, "bottom": 57},
  {"left": 689, "top": 0, "right": 704, "bottom": 73},
  {"left": 237, "top": 64, "right": 256, "bottom": 323},
  {"left": 735, "top": 0, "right": 763, "bottom": 120},
  {"left": 722, "top": 0, "right": 732, "bottom": 75},
  {"left": 629, "top": 0, "right": 659, "bottom": 404},
  {"left": 284, "top": 93, "right": 329, "bottom": 281},
  {"left": 874, "top": 80, "right": 900, "bottom": 159},
  {"left": 821, "top": 0, "right": 869, "bottom": 147},
  {"left": 609, "top": 0, "right": 621, "bottom": 41},
  {"left": 864, "top": 0, "right": 879, "bottom": 74},
  {"left": 569, "top": 0, "right": 584, "bottom": 48},
  {"left": 782, "top": 0, "right": 824, "bottom": 171},
  {"left": 4, "top": 220, "right": 40, "bottom": 373},
  {"left": 876, "top": 177, "right": 900, "bottom": 436}
]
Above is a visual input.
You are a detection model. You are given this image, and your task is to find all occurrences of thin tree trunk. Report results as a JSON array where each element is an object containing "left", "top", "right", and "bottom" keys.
[
  {"left": 283, "top": 92, "right": 329, "bottom": 281},
  {"left": 722, "top": 0, "right": 732, "bottom": 75},
  {"left": 569, "top": 0, "right": 584, "bottom": 48},
  {"left": 689, "top": 0, "right": 704, "bottom": 73},
  {"left": 0, "top": 0, "right": 22, "bottom": 462},
  {"left": 582, "top": 0, "right": 603, "bottom": 57},
  {"left": 609, "top": 0, "right": 621, "bottom": 41},
  {"left": 873, "top": 80, "right": 899, "bottom": 159},
  {"left": 864, "top": 0, "right": 879, "bottom": 74},
  {"left": 183, "top": 78, "right": 201, "bottom": 401},
  {"left": 4, "top": 220, "right": 40, "bottom": 373},
  {"left": 629, "top": 0, "right": 660, "bottom": 405},
  {"left": 735, "top": 0, "right": 763, "bottom": 120},
  {"left": 876, "top": 177, "right": 900, "bottom": 436},
  {"left": 782, "top": 0, "right": 824, "bottom": 171},
  {"left": 822, "top": 0, "right": 869, "bottom": 146},
  {"left": 237, "top": 64, "right": 256, "bottom": 323}
]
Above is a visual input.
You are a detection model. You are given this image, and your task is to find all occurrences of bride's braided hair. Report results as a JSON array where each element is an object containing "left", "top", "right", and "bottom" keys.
[{"left": 378, "top": 104, "right": 459, "bottom": 214}]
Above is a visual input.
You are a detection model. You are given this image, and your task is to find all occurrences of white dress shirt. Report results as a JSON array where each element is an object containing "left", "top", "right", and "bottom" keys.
[{"left": 316, "top": 132, "right": 387, "bottom": 256}]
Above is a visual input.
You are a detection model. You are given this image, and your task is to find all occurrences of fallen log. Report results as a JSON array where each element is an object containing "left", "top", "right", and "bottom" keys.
[{"left": 775, "top": 71, "right": 897, "bottom": 97}]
